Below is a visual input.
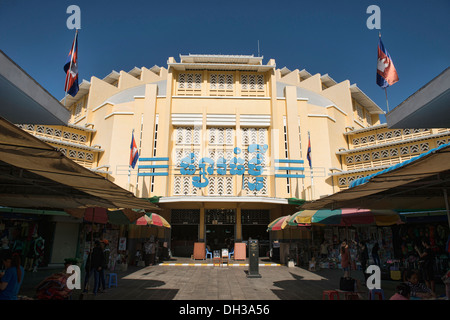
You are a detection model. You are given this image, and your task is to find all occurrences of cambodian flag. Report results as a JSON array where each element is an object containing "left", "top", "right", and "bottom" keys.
[
  {"left": 306, "top": 135, "right": 312, "bottom": 169},
  {"left": 64, "top": 31, "right": 79, "bottom": 97},
  {"left": 376, "top": 36, "right": 399, "bottom": 88},
  {"left": 130, "top": 131, "right": 139, "bottom": 169}
]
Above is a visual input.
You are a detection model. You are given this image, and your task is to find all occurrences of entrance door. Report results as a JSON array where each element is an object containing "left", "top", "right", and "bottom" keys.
[
  {"left": 206, "top": 225, "right": 234, "bottom": 251},
  {"left": 170, "top": 209, "right": 200, "bottom": 257},
  {"left": 171, "top": 225, "right": 199, "bottom": 257},
  {"left": 241, "top": 209, "right": 270, "bottom": 257},
  {"left": 205, "top": 209, "right": 236, "bottom": 252}
]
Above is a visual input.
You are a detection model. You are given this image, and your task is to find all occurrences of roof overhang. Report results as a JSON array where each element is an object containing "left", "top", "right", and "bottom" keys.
[
  {"left": 299, "top": 69, "right": 312, "bottom": 80},
  {"left": 0, "top": 117, "right": 159, "bottom": 210},
  {"left": 321, "top": 74, "right": 337, "bottom": 87},
  {"left": 0, "top": 50, "right": 71, "bottom": 125},
  {"left": 387, "top": 67, "right": 450, "bottom": 128},
  {"left": 179, "top": 54, "right": 264, "bottom": 65},
  {"left": 350, "top": 84, "right": 385, "bottom": 115},
  {"left": 128, "top": 67, "right": 142, "bottom": 78},
  {"left": 168, "top": 62, "right": 275, "bottom": 72},
  {"left": 102, "top": 70, "right": 120, "bottom": 84},
  {"left": 301, "top": 143, "right": 450, "bottom": 211}
]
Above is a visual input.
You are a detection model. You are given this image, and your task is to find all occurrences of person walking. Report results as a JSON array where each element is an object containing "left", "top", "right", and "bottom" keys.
[
  {"left": 149, "top": 241, "right": 156, "bottom": 266},
  {"left": 144, "top": 240, "right": 151, "bottom": 266},
  {"left": 0, "top": 251, "right": 25, "bottom": 300},
  {"left": 91, "top": 241, "right": 105, "bottom": 295},
  {"left": 371, "top": 242, "right": 381, "bottom": 267},
  {"left": 340, "top": 240, "right": 351, "bottom": 278},
  {"left": 358, "top": 241, "right": 369, "bottom": 283},
  {"left": 99, "top": 240, "right": 110, "bottom": 293},
  {"left": 83, "top": 241, "right": 105, "bottom": 295},
  {"left": 415, "top": 238, "right": 435, "bottom": 294},
  {"left": 320, "top": 240, "right": 328, "bottom": 260}
]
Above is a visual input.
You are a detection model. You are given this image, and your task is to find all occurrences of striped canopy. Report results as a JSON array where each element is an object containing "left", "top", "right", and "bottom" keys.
[
  {"left": 135, "top": 212, "right": 171, "bottom": 228},
  {"left": 289, "top": 208, "right": 402, "bottom": 226}
]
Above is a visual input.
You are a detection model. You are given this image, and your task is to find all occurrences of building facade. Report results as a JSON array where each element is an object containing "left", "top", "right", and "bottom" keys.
[{"left": 18, "top": 54, "right": 450, "bottom": 256}]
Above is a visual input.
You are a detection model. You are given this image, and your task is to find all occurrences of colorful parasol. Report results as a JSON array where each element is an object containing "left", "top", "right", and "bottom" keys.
[
  {"left": 267, "top": 215, "right": 291, "bottom": 231},
  {"left": 289, "top": 208, "right": 402, "bottom": 226},
  {"left": 135, "top": 212, "right": 171, "bottom": 228}
]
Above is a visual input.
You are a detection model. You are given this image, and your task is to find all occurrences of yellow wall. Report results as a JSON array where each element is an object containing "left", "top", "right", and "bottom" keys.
[{"left": 63, "top": 55, "right": 389, "bottom": 202}]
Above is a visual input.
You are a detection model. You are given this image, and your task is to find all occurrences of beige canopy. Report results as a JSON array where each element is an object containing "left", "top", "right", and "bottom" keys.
[
  {"left": 0, "top": 117, "right": 158, "bottom": 210},
  {"left": 301, "top": 143, "right": 450, "bottom": 218}
]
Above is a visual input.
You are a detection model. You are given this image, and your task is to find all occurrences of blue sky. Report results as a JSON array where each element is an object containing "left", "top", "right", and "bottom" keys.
[{"left": 1, "top": 0, "right": 449, "bottom": 120}]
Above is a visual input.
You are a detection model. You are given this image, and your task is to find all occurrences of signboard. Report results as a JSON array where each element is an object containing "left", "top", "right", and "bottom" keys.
[
  {"left": 118, "top": 237, "right": 127, "bottom": 251},
  {"left": 222, "top": 248, "right": 229, "bottom": 258},
  {"left": 180, "top": 144, "right": 268, "bottom": 191},
  {"left": 247, "top": 238, "right": 261, "bottom": 278}
]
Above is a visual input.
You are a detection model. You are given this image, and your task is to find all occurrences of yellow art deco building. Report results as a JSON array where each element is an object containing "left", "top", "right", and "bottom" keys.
[{"left": 21, "top": 54, "right": 450, "bottom": 255}]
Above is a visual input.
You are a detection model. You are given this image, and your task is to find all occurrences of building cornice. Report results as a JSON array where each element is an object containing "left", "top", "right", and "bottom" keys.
[
  {"left": 336, "top": 131, "right": 450, "bottom": 155},
  {"left": 37, "top": 136, "right": 104, "bottom": 152},
  {"left": 168, "top": 62, "right": 275, "bottom": 72},
  {"left": 343, "top": 123, "right": 388, "bottom": 135},
  {"left": 329, "top": 165, "right": 391, "bottom": 177}
]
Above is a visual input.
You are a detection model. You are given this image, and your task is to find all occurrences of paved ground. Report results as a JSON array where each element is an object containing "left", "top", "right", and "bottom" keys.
[{"left": 19, "top": 257, "right": 447, "bottom": 301}]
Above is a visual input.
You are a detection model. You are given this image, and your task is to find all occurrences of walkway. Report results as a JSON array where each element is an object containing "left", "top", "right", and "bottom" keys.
[{"left": 18, "top": 257, "right": 447, "bottom": 301}]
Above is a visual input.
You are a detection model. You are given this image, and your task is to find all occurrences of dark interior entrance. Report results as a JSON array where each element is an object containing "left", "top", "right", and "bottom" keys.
[
  {"left": 242, "top": 224, "right": 269, "bottom": 241},
  {"left": 206, "top": 225, "right": 234, "bottom": 251},
  {"left": 171, "top": 225, "right": 198, "bottom": 257}
]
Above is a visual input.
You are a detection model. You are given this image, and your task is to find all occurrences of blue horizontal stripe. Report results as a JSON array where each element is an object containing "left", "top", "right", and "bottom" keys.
[
  {"left": 275, "top": 159, "right": 304, "bottom": 164},
  {"left": 138, "top": 165, "right": 169, "bottom": 169},
  {"left": 139, "top": 157, "right": 169, "bottom": 161},
  {"left": 275, "top": 174, "right": 306, "bottom": 179},
  {"left": 138, "top": 172, "right": 169, "bottom": 177},
  {"left": 275, "top": 166, "right": 305, "bottom": 171}
]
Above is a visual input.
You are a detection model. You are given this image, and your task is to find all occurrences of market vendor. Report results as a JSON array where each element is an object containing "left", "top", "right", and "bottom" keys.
[{"left": 405, "top": 269, "right": 436, "bottom": 299}]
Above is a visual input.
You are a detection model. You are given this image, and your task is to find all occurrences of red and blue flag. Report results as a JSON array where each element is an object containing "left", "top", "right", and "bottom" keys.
[
  {"left": 376, "top": 36, "right": 399, "bottom": 88},
  {"left": 130, "top": 131, "right": 139, "bottom": 169},
  {"left": 306, "top": 135, "right": 312, "bottom": 168},
  {"left": 64, "top": 32, "right": 79, "bottom": 97}
]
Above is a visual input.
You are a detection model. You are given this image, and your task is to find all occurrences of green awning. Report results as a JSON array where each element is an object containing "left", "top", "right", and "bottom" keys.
[
  {"left": 147, "top": 196, "right": 162, "bottom": 204},
  {"left": 287, "top": 198, "right": 305, "bottom": 206}
]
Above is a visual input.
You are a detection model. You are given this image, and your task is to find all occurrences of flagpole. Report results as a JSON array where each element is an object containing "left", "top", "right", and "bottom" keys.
[
  {"left": 64, "top": 29, "right": 78, "bottom": 108},
  {"left": 384, "top": 88, "right": 390, "bottom": 113},
  {"left": 308, "top": 131, "right": 314, "bottom": 200},
  {"left": 135, "top": 114, "right": 144, "bottom": 196},
  {"left": 128, "top": 129, "right": 134, "bottom": 190}
]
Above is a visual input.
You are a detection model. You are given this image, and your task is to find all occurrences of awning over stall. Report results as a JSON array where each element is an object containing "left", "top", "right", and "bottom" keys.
[
  {"left": 0, "top": 117, "right": 159, "bottom": 210},
  {"left": 301, "top": 142, "right": 450, "bottom": 217}
]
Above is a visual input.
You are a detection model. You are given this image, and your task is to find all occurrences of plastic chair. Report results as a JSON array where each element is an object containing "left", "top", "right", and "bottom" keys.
[
  {"left": 206, "top": 248, "right": 212, "bottom": 260},
  {"left": 106, "top": 273, "right": 118, "bottom": 288},
  {"left": 228, "top": 249, "right": 234, "bottom": 260},
  {"left": 322, "top": 290, "right": 339, "bottom": 300},
  {"left": 369, "top": 288, "right": 385, "bottom": 300}
]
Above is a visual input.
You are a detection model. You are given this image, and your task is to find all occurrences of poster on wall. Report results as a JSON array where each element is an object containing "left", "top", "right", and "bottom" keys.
[{"left": 118, "top": 237, "right": 127, "bottom": 251}]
